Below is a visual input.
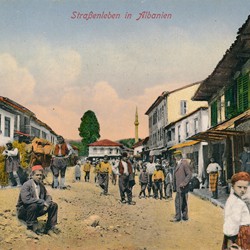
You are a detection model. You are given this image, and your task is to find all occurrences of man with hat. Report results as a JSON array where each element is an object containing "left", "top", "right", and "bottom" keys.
[
  {"left": 118, "top": 152, "right": 136, "bottom": 205},
  {"left": 16, "top": 165, "right": 59, "bottom": 235},
  {"left": 98, "top": 155, "right": 112, "bottom": 195},
  {"left": 171, "top": 150, "right": 192, "bottom": 222},
  {"left": 2, "top": 142, "right": 21, "bottom": 187},
  {"left": 51, "top": 135, "right": 71, "bottom": 189}
]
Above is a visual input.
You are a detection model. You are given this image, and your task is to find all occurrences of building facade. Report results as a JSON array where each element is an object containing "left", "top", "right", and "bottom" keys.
[{"left": 192, "top": 15, "right": 250, "bottom": 183}]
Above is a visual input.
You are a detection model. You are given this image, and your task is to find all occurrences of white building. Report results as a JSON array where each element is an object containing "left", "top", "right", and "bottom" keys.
[
  {"left": 0, "top": 96, "right": 57, "bottom": 146},
  {"left": 166, "top": 107, "right": 209, "bottom": 180},
  {"left": 88, "top": 139, "right": 122, "bottom": 160}
]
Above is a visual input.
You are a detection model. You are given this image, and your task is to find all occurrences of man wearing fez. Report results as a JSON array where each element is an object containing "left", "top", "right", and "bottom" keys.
[
  {"left": 118, "top": 152, "right": 136, "bottom": 205},
  {"left": 2, "top": 142, "right": 21, "bottom": 187},
  {"left": 51, "top": 135, "right": 71, "bottom": 189},
  {"left": 16, "top": 165, "right": 59, "bottom": 235},
  {"left": 171, "top": 150, "right": 192, "bottom": 222}
]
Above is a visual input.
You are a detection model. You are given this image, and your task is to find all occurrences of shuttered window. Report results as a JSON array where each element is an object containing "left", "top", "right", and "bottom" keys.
[
  {"left": 211, "top": 101, "right": 218, "bottom": 126},
  {"left": 225, "top": 84, "right": 237, "bottom": 119},
  {"left": 237, "top": 73, "right": 250, "bottom": 113}
]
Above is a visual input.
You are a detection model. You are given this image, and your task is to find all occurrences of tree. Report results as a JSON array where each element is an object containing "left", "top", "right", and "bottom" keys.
[
  {"left": 78, "top": 110, "right": 100, "bottom": 156},
  {"left": 118, "top": 138, "right": 136, "bottom": 149}
]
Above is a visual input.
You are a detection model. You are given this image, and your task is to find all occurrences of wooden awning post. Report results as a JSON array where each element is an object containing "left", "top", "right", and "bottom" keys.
[{"left": 231, "top": 136, "right": 236, "bottom": 175}]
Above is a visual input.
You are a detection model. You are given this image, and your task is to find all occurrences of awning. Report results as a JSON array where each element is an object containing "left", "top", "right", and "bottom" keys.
[
  {"left": 169, "top": 140, "right": 199, "bottom": 150},
  {"left": 188, "top": 110, "right": 249, "bottom": 142},
  {"left": 14, "top": 130, "right": 30, "bottom": 137}
]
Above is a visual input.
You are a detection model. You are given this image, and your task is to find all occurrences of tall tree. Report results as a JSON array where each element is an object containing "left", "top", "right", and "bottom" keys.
[{"left": 78, "top": 110, "right": 100, "bottom": 156}]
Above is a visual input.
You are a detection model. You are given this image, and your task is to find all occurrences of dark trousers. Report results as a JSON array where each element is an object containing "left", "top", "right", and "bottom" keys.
[
  {"left": 111, "top": 172, "right": 117, "bottom": 185},
  {"left": 164, "top": 183, "right": 172, "bottom": 198},
  {"left": 153, "top": 181, "right": 163, "bottom": 199},
  {"left": 17, "top": 202, "right": 58, "bottom": 229},
  {"left": 99, "top": 173, "right": 109, "bottom": 194},
  {"left": 175, "top": 192, "right": 189, "bottom": 220},
  {"left": 119, "top": 174, "right": 132, "bottom": 202},
  {"left": 139, "top": 183, "right": 147, "bottom": 197},
  {"left": 147, "top": 174, "right": 155, "bottom": 196},
  {"left": 85, "top": 171, "right": 90, "bottom": 182}
]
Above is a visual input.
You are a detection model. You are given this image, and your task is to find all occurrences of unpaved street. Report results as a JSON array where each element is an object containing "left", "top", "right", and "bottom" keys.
[{"left": 0, "top": 167, "right": 224, "bottom": 250}]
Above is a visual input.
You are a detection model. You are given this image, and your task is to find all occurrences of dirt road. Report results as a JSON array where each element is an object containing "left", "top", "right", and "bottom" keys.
[{"left": 0, "top": 167, "right": 224, "bottom": 250}]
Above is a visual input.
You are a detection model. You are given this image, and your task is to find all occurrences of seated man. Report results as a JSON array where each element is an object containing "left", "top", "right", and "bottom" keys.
[{"left": 16, "top": 165, "right": 59, "bottom": 235}]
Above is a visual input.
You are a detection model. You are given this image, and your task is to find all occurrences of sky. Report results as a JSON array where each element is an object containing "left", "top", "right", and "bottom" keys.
[{"left": 0, "top": 0, "right": 250, "bottom": 141}]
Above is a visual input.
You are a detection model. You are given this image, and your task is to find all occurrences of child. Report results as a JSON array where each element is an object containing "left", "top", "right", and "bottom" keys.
[
  {"left": 152, "top": 164, "right": 165, "bottom": 199},
  {"left": 164, "top": 166, "right": 173, "bottom": 199},
  {"left": 139, "top": 164, "right": 148, "bottom": 198},
  {"left": 222, "top": 172, "right": 250, "bottom": 250},
  {"left": 74, "top": 160, "right": 82, "bottom": 181}
]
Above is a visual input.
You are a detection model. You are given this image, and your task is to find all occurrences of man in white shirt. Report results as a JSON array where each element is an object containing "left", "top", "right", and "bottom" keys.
[
  {"left": 2, "top": 142, "right": 21, "bottom": 187},
  {"left": 206, "top": 157, "right": 222, "bottom": 199},
  {"left": 118, "top": 152, "right": 135, "bottom": 205},
  {"left": 146, "top": 157, "right": 156, "bottom": 197},
  {"left": 16, "top": 165, "right": 59, "bottom": 236}
]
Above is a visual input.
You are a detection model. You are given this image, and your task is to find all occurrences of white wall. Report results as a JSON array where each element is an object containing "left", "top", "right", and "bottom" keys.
[{"left": 0, "top": 109, "right": 15, "bottom": 146}]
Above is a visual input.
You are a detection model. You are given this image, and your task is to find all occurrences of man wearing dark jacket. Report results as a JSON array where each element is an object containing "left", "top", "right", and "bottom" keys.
[
  {"left": 16, "top": 165, "right": 59, "bottom": 235},
  {"left": 171, "top": 151, "right": 192, "bottom": 222},
  {"left": 118, "top": 152, "right": 136, "bottom": 205}
]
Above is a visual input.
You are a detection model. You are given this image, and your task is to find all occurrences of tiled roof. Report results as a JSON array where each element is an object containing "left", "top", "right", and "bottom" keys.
[{"left": 88, "top": 139, "right": 123, "bottom": 147}]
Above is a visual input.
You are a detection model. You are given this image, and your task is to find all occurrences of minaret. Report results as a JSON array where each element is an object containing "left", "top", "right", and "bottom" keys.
[{"left": 134, "top": 106, "right": 139, "bottom": 143}]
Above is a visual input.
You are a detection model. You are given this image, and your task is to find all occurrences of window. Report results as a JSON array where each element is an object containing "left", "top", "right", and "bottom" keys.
[
  {"left": 194, "top": 118, "right": 198, "bottom": 134},
  {"left": 185, "top": 122, "right": 189, "bottom": 138},
  {"left": 31, "top": 126, "right": 40, "bottom": 138},
  {"left": 178, "top": 125, "right": 181, "bottom": 143},
  {"left": 42, "top": 131, "right": 47, "bottom": 139},
  {"left": 4, "top": 117, "right": 11, "bottom": 137},
  {"left": 237, "top": 73, "right": 250, "bottom": 113},
  {"left": 171, "top": 128, "right": 175, "bottom": 141},
  {"left": 180, "top": 100, "right": 187, "bottom": 115},
  {"left": 14, "top": 115, "right": 18, "bottom": 130},
  {"left": 211, "top": 101, "right": 218, "bottom": 127}
]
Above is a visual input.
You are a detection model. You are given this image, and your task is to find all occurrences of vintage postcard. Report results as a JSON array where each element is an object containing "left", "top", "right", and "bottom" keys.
[{"left": 0, "top": 1, "right": 250, "bottom": 249}]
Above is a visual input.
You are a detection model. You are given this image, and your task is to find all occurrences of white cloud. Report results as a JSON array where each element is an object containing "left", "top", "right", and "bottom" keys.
[{"left": 0, "top": 53, "right": 35, "bottom": 103}]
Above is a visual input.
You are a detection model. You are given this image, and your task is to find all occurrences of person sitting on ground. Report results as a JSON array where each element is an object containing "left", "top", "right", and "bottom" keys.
[
  {"left": 16, "top": 165, "right": 60, "bottom": 236},
  {"left": 222, "top": 172, "right": 250, "bottom": 250},
  {"left": 152, "top": 163, "right": 165, "bottom": 200}
]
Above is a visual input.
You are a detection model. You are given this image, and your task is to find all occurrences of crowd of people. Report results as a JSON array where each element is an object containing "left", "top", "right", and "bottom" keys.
[{"left": 1, "top": 139, "right": 250, "bottom": 249}]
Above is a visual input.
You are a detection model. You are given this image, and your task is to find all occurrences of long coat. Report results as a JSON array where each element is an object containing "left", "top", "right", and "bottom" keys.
[
  {"left": 173, "top": 159, "right": 192, "bottom": 193},
  {"left": 16, "top": 179, "right": 52, "bottom": 208}
]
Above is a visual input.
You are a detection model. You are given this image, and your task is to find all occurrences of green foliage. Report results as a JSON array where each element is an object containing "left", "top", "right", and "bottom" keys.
[
  {"left": 118, "top": 138, "right": 136, "bottom": 149},
  {"left": 69, "top": 141, "right": 87, "bottom": 157},
  {"left": 78, "top": 110, "right": 100, "bottom": 155}
]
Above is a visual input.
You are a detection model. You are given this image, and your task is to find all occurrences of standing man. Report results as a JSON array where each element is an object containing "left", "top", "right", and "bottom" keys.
[
  {"left": 239, "top": 143, "right": 250, "bottom": 173},
  {"left": 98, "top": 155, "right": 112, "bottom": 195},
  {"left": 171, "top": 150, "right": 192, "bottom": 222},
  {"left": 118, "top": 152, "right": 136, "bottom": 205},
  {"left": 16, "top": 165, "right": 59, "bottom": 235},
  {"left": 2, "top": 142, "right": 21, "bottom": 187},
  {"left": 146, "top": 156, "right": 156, "bottom": 197},
  {"left": 51, "top": 135, "right": 71, "bottom": 189},
  {"left": 206, "top": 157, "right": 222, "bottom": 199},
  {"left": 83, "top": 159, "right": 92, "bottom": 182}
]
